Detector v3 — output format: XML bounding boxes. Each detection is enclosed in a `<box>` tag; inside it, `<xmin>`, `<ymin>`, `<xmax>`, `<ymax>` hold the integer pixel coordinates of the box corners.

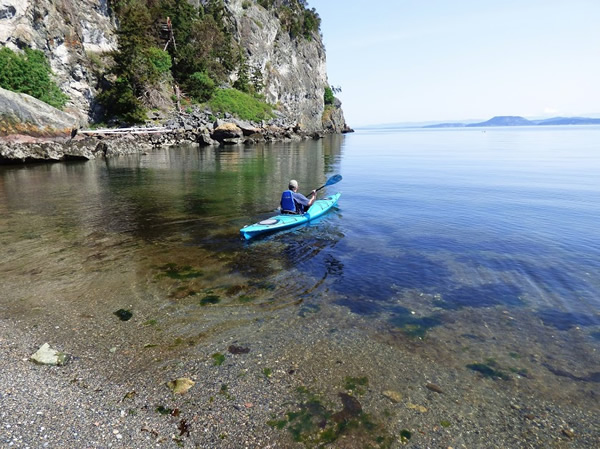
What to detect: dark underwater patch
<box><xmin>388</xmin><ymin>305</ymin><xmax>443</xmax><ymax>337</ymax></box>
<box><xmin>467</xmin><ymin>362</ymin><xmax>510</xmax><ymax>380</ymax></box>
<box><xmin>282</xmin><ymin>237</ymin><xmax>337</xmax><ymax>267</ymax></box>
<box><xmin>158</xmin><ymin>263</ymin><xmax>203</xmax><ymax>280</ymax></box>
<box><xmin>114</xmin><ymin>308</ymin><xmax>133</xmax><ymax>321</ymax></box>
<box><xmin>331</xmin><ymin>250</ymin><xmax>452</xmax><ymax>301</ymax></box>
<box><xmin>439</xmin><ymin>283</ymin><xmax>524</xmax><ymax>310</ymax></box>
<box><xmin>537</xmin><ymin>309</ymin><xmax>599</xmax><ymax>331</ymax></box>
<box><xmin>542</xmin><ymin>363</ymin><xmax>600</xmax><ymax>383</ymax></box>
<box><xmin>228</xmin><ymin>245</ymin><xmax>284</xmax><ymax>278</ymax></box>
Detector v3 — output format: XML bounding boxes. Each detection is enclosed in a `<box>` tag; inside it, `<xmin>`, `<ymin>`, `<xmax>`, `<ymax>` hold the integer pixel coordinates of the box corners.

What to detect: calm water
<box><xmin>1</xmin><ymin>126</ymin><xmax>599</xmax><ymax>387</ymax></box>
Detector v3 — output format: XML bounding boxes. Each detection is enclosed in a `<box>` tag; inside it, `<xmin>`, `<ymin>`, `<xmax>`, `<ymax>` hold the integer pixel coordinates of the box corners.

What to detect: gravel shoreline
<box><xmin>2</xmin><ymin>298</ymin><xmax>599</xmax><ymax>449</ymax></box>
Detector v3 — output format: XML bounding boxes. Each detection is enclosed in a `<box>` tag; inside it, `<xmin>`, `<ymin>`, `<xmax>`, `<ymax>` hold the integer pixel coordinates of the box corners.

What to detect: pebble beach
<box><xmin>2</xmin><ymin>292</ymin><xmax>598</xmax><ymax>448</ymax></box>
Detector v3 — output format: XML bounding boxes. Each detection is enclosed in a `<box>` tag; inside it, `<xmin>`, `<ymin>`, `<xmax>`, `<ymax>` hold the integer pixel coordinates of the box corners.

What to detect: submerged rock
<box><xmin>113</xmin><ymin>309</ymin><xmax>133</xmax><ymax>321</ymax></box>
<box><xmin>167</xmin><ymin>377</ymin><xmax>195</xmax><ymax>394</ymax></box>
<box><xmin>228</xmin><ymin>345</ymin><xmax>250</xmax><ymax>354</ymax></box>
<box><xmin>426</xmin><ymin>382</ymin><xmax>444</xmax><ymax>394</ymax></box>
<box><xmin>383</xmin><ymin>390</ymin><xmax>403</xmax><ymax>403</ymax></box>
<box><xmin>332</xmin><ymin>392</ymin><xmax>362</xmax><ymax>422</ymax></box>
<box><xmin>406</xmin><ymin>402</ymin><xmax>428</xmax><ymax>413</ymax></box>
<box><xmin>30</xmin><ymin>343</ymin><xmax>68</xmax><ymax>366</ymax></box>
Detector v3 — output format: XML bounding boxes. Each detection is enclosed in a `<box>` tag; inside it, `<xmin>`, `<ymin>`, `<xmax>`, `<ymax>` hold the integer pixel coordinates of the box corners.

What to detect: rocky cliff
<box><xmin>226</xmin><ymin>0</ymin><xmax>328</xmax><ymax>132</ymax></box>
<box><xmin>0</xmin><ymin>0</ymin><xmax>349</xmax><ymax>134</ymax></box>
<box><xmin>0</xmin><ymin>0</ymin><xmax>117</xmax><ymax>122</ymax></box>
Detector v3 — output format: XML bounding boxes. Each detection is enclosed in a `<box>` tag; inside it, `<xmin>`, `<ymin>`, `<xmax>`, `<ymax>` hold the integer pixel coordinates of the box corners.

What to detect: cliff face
<box><xmin>226</xmin><ymin>0</ymin><xmax>329</xmax><ymax>132</ymax></box>
<box><xmin>0</xmin><ymin>0</ymin><xmax>348</xmax><ymax>132</ymax></box>
<box><xmin>0</xmin><ymin>0</ymin><xmax>117</xmax><ymax>122</ymax></box>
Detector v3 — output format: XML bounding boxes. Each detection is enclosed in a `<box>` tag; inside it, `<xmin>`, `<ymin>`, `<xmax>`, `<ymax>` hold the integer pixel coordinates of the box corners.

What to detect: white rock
<box><xmin>30</xmin><ymin>343</ymin><xmax>68</xmax><ymax>366</ymax></box>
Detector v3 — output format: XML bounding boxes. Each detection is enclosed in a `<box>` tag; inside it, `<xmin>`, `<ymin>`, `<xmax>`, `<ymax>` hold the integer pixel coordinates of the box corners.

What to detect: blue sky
<box><xmin>308</xmin><ymin>0</ymin><xmax>600</xmax><ymax>127</ymax></box>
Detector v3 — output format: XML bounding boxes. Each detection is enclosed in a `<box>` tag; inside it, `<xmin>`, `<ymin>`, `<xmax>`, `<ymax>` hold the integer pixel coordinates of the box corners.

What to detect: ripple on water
<box><xmin>536</xmin><ymin>309</ymin><xmax>600</xmax><ymax>331</ymax></box>
<box><xmin>438</xmin><ymin>283</ymin><xmax>525</xmax><ymax>310</ymax></box>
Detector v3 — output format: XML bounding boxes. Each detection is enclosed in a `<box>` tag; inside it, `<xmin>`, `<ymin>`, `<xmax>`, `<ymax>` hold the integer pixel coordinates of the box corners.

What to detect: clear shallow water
<box><xmin>329</xmin><ymin>127</ymin><xmax>600</xmax><ymax>330</ymax></box>
<box><xmin>1</xmin><ymin>127</ymin><xmax>599</xmax><ymax>388</ymax></box>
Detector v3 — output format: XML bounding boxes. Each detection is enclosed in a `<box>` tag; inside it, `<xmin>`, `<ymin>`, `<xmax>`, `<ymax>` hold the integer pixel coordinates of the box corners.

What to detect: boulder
<box><xmin>197</xmin><ymin>128</ymin><xmax>219</xmax><ymax>146</ymax></box>
<box><xmin>211</xmin><ymin>122</ymin><xmax>243</xmax><ymax>142</ymax></box>
<box><xmin>232</xmin><ymin>119</ymin><xmax>260</xmax><ymax>136</ymax></box>
<box><xmin>245</xmin><ymin>132</ymin><xmax>266</xmax><ymax>144</ymax></box>
<box><xmin>0</xmin><ymin>87</ymin><xmax>79</xmax><ymax>137</ymax></box>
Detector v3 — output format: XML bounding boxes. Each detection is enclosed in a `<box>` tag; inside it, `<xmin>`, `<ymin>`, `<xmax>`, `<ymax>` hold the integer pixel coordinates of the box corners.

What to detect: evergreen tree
<box><xmin>250</xmin><ymin>66</ymin><xmax>265</xmax><ymax>94</ymax></box>
<box><xmin>233</xmin><ymin>56</ymin><xmax>250</xmax><ymax>93</ymax></box>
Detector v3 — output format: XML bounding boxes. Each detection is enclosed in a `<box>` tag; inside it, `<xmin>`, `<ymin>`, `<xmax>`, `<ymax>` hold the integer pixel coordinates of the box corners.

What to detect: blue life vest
<box><xmin>280</xmin><ymin>190</ymin><xmax>297</xmax><ymax>213</ymax></box>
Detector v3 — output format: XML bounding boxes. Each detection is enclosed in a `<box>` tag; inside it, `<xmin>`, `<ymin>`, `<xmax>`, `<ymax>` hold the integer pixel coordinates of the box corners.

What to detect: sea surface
<box><xmin>1</xmin><ymin>125</ymin><xmax>599</xmax><ymax>444</ymax></box>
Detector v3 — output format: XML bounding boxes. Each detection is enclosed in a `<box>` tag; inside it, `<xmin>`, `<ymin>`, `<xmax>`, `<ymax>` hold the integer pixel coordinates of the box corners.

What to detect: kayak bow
<box><xmin>240</xmin><ymin>193</ymin><xmax>341</xmax><ymax>240</ymax></box>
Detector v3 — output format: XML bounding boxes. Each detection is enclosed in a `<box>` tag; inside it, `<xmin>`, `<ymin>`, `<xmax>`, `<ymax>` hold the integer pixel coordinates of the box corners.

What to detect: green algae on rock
<box><xmin>267</xmin><ymin>384</ymin><xmax>393</xmax><ymax>447</ymax></box>
<box><xmin>211</xmin><ymin>352</ymin><xmax>225</xmax><ymax>366</ymax></box>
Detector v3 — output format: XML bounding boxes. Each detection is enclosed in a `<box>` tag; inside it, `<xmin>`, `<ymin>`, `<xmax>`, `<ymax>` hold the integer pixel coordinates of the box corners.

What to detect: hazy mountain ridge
<box><xmin>424</xmin><ymin>115</ymin><xmax>600</xmax><ymax>128</ymax></box>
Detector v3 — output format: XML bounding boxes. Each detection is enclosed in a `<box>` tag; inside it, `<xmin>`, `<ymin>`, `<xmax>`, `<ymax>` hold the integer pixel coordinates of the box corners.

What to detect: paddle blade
<box><xmin>325</xmin><ymin>174</ymin><xmax>342</xmax><ymax>186</ymax></box>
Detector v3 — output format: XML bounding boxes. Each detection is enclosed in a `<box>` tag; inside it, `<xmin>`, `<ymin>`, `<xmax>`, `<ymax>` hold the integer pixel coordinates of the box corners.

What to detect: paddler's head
<box><xmin>289</xmin><ymin>180</ymin><xmax>298</xmax><ymax>191</ymax></box>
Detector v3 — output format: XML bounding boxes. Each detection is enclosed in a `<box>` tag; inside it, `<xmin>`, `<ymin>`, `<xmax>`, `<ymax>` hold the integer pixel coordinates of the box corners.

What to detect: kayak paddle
<box><xmin>310</xmin><ymin>174</ymin><xmax>342</xmax><ymax>195</ymax></box>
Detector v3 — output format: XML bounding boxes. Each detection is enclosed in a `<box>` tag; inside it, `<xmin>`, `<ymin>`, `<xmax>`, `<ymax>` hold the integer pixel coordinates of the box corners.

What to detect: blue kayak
<box><xmin>240</xmin><ymin>193</ymin><xmax>341</xmax><ymax>240</ymax></box>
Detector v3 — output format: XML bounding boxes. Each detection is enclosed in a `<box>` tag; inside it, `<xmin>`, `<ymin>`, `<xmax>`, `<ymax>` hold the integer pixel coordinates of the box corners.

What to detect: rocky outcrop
<box><xmin>0</xmin><ymin>0</ymin><xmax>352</xmax><ymax>162</ymax></box>
<box><xmin>0</xmin><ymin>105</ymin><xmax>328</xmax><ymax>163</ymax></box>
<box><xmin>0</xmin><ymin>138</ymin><xmax>95</xmax><ymax>163</ymax></box>
<box><xmin>0</xmin><ymin>134</ymin><xmax>152</xmax><ymax>163</ymax></box>
<box><xmin>322</xmin><ymin>98</ymin><xmax>354</xmax><ymax>134</ymax></box>
<box><xmin>0</xmin><ymin>0</ymin><xmax>350</xmax><ymax>132</ymax></box>
<box><xmin>0</xmin><ymin>87</ymin><xmax>79</xmax><ymax>136</ymax></box>
<box><xmin>0</xmin><ymin>0</ymin><xmax>117</xmax><ymax>122</ymax></box>
<box><xmin>226</xmin><ymin>0</ymin><xmax>330</xmax><ymax>132</ymax></box>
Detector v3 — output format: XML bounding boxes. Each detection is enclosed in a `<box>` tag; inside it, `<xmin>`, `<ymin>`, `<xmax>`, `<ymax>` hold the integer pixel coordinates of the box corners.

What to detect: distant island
<box><xmin>424</xmin><ymin>115</ymin><xmax>600</xmax><ymax>128</ymax></box>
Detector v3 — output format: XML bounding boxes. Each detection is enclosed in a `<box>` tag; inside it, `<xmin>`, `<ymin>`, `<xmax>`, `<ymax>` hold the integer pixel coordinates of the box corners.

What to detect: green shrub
<box><xmin>274</xmin><ymin>2</ymin><xmax>321</xmax><ymax>39</ymax></box>
<box><xmin>324</xmin><ymin>86</ymin><xmax>334</xmax><ymax>105</ymax></box>
<box><xmin>186</xmin><ymin>71</ymin><xmax>216</xmax><ymax>102</ymax></box>
<box><xmin>302</xmin><ymin>8</ymin><xmax>321</xmax><ymax>39</ymax></box>
<box><xmin>257</xmin><ymin>0</ymin><xmax>274</xmax><ymax>9</ymax></box>
<box><xmin>208</xmin><ymin>88</ymin><xmax>274</xmax><ymax>122</ymax></box>
<box><xmin>0</xmin><ymin>47</ymin><xmax>68</xmax><ymax>109</ymax></box>
<box><xmin>146</xmin><ymin>47</ymin><xmax>172</xmax><ymax>75</ymax></box>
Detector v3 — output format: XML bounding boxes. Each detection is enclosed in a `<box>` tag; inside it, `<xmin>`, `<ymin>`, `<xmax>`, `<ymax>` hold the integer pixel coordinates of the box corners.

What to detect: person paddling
<box><xmin>280</xmin><ymin>179</ymin><xmax>316</xmax><ymax>214</ymax></box>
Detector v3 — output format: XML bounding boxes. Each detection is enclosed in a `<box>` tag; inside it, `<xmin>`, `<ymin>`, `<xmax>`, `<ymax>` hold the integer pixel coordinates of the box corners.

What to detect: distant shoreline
<box><xmin>357</xmin><ymin>115</ymin><xmax>600</xmax><ymax>130</ymax></box>
<box><xmin>424</xmin><ymin>115</ymin><xmax>600</xmax><ymax>128</ymax></box>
